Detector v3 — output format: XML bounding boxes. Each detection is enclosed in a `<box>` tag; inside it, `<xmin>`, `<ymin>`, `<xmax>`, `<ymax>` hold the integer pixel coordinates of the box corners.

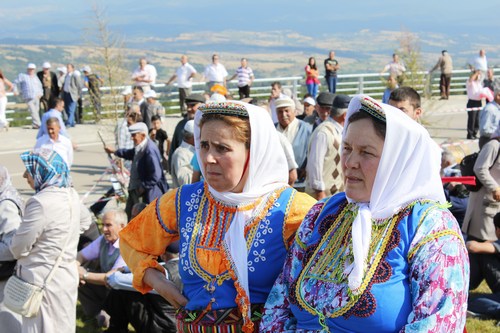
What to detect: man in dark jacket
<box><xmin>105</xmin><ymin>122</ymin><xmax>168</xmax><ymax>219</ymax></box>
<box><xmin>37</xmin><ymin>62</ymin><xmax>60</xmax><ymax>112</ymax></box>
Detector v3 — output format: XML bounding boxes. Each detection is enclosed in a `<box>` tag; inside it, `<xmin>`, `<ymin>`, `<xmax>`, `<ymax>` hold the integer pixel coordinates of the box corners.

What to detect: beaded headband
<box><xmin>199</xmin><ymin>102</ymin><xmax>249</xmax><ymax>118</ymax></box>
<box><xmin>359</xmin><ymin>97</ymin><xmax>386</xmax><ymax>122</ymax></box>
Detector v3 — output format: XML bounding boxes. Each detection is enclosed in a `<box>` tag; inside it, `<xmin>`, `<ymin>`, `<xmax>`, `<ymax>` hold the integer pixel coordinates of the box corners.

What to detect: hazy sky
<box><xmin>1</xmin><ymin>0</ymin><xmax>499</xmax><ymax>42</ymax></box>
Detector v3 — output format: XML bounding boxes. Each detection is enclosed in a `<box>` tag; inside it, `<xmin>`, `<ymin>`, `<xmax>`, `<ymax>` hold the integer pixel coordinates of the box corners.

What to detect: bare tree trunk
<box><xmin>83</xmin><ymin>2</ymin><xmax>128</xmax><ymax>122</ymax></box>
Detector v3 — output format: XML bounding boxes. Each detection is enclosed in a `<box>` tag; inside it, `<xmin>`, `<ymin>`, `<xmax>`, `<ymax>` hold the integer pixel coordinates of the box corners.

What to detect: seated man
<box><xmin>103</xmin><ymin>245</ymin><xmax>181</xmax><ymax>333</ymax></box>
<box><xmin>76</xmin><ymin>208</ymin><xmax>128</xmax><ymax>328</ymax></box>
<box><xmin>97</xmin><ymin>202</ymin><xmax>179</xmax><ymax>333</ymax></box>
<box><xmin>467</xmin><ymin>212</ymin><xmax>500</xmax><ymax>320</ymax></box>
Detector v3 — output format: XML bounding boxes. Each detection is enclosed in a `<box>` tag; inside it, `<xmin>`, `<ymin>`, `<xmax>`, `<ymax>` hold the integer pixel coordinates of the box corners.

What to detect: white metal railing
<box><xmin>5</xmin><ymin>68</ymin><xmax>498</xmax><ymax>125</ymax></box>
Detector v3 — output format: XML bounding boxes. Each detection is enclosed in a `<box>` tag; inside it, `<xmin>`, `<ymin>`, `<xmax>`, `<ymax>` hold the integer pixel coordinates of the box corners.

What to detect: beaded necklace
<box><xmin>188</xmin><ymin>183</ymin><xmax>287</xmax><ymax>291</ymax></box>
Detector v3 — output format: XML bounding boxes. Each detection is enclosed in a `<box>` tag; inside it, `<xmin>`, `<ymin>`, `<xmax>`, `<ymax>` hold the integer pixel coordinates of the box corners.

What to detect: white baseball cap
<box><xmin>144</xmin><ymin>90</ymin><xmax>157</xmax><ymax>99</ymax></box>
<box><xmin>121</xmin><ymin>86</ymin><xmax>132</xmax><ymax>96</ymax></box>
<box><xmin>42</xmin><ymin>62</ymin><xmax>51</xmax><ymax>69</ymax></box>
<box><xmin>27</xmin><ymin>63</ymin><xmax>36</xmax><ymax>69</ymax></box>
<box><xmin>303</xmin><ymin>97</ymin><xmax>316</xmax><ymax>106</ymax></box>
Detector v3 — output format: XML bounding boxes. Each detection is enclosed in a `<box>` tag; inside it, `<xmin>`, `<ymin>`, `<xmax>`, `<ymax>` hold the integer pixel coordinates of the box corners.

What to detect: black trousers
<box><xmin>238</xmin><ymin>85</ymin><xmax>250</xmax><ymax>99</ymax></box>
<box><xmin>466</xmin><ymin>99</ymin><xmax>482</xmax><ymax>139</ymax></box>
<box><xmin>104</xmin><ymin>290</ymin><xmax>177</xmax><ymax>333</ymax></box>
<box><xmin>469</xmin><ymin>251</ymin><xmax>500</xmax><ymax>293</ymax></box>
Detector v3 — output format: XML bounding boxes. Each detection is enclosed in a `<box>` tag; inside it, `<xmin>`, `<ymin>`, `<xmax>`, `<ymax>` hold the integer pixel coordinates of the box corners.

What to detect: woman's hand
<box><xmin>144</xmin><ymin>268</ymin><xmax>188</xmax><ymax>308</ymax></box>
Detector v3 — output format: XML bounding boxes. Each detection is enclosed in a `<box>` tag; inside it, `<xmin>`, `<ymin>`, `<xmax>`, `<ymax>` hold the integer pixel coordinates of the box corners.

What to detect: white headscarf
<box><xmin>193</xmin><ymin>101</ymin><xmax>288</xmax><ymax>319</ymax></box>
<box><xmin>0</xmin><ymin>165</ymin><xmax>24</xmax><ymax>213</ymax></box>
<box><xmin>343</xmin><ymin>95</ymin><xmax>446</xmax><ymax>292</ymax></box>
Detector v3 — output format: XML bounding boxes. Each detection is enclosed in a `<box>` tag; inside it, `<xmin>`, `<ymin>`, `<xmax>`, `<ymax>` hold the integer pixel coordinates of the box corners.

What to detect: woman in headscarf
<box><xmin>9</xmin><ymin>150</ymin><xmax>89</xmax><ymax>333</ymax></box>
<box><xmin>120</xmin><ymin>101</ymin><xmax>316</xmax><ymax>332</ymax></box>
<box><xmin>0</xmin><ymin>166</ymin><xmax>23</xmax><ymax>332</ymax></box>
<box><xmin>260</xmin><ymin>95</ymin><xmax>469</xmax><ymax>332</ymax></box>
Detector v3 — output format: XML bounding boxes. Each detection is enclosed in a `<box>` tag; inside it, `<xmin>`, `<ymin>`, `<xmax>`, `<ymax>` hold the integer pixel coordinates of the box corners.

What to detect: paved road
<box><xmin>0</xmin><ymin>95</ymin><xmax>477</xmax><ymax>206</ymax></box>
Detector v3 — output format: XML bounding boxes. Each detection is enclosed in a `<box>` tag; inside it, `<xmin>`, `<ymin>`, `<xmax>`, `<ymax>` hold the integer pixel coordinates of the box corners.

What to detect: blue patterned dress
<box><xmin>260</xmin><ymin>193</ymin><xmax>469</xmax><ymax>333</ymax></box>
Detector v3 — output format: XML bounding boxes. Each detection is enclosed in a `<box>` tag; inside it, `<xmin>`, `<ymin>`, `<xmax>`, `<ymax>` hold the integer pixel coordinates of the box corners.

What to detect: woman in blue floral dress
<box><xmin>260</xmin><ymin>95</ymin><xmax>469</xmax><ymax>332</ymax></box>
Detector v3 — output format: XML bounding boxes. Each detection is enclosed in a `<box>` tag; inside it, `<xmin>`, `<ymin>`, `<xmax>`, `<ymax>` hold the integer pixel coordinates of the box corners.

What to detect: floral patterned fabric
<box><xmin>260</xmin><ymin>193</ymin><xmax>469</xmax><ymax>333</ymax></box>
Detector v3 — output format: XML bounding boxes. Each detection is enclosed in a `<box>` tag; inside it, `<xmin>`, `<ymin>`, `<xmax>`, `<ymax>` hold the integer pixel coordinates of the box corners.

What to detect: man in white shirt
<box><xmin>380</xmin><ymin>53</ymin><xmax>406</xmax><ymax>85</ymax></box>
<box><xmin>306</xmin><ymin>94</ymin><xmax>351</xmax><ymax>200</ymax></box>
<box><xmin>166</xmin><ymin>55</ymin><xmax>197</xmax><ymax>114</ymax></box>
<box><xmin>228</xmin><ymin>58</ymin><xmax>254</xmax><ymax>99</ymax></box>
<box><xmin>132</xmin><ymin>58</ymin><xmax>156</xmax><ymax>91</ymax></box>
<box><xmin>468</xmin><ymin>49</ymin><xmax>488</xmax><ymax>79</ymax></box>
<box><xmin>34</xmin><ymin>117</ymin><xmax>73</xmax><ymax>167</ymax></box>
<box><xmin>203</xmin><ymin>53</ymin><xmax>228</xmax><ymax>92</ymax></box>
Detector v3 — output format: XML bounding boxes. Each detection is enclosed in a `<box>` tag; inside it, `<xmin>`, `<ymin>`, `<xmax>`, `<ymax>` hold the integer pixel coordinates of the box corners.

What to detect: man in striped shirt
<box><xmin>228</xmin><ymin>58</ymin><xmax>254</xmax><ymax>99</ymax></box>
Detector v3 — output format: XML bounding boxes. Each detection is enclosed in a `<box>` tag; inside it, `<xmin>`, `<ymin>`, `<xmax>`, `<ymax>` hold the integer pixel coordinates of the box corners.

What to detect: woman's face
<box><xmin>199</xmin><ymin>120</ymin><xmax>249</xmax><ymax>193</ymax></box>
<box><xmin>23</xmin><ymin>170</ymin><xmax>35</xmax><ymax>190</ymax></box>
<box><xmin>309</xmin><ymin>58</ymin><xmax>315</xmax><ymax>66</ymax></box>
<box><xmin>341</xmin><ymin>118</ymin><xmax>384</xmax><ymax>202</ymax></box>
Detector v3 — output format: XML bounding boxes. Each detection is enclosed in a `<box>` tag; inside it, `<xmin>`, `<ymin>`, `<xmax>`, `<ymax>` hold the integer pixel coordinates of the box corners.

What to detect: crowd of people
<box><xmin>0</xmin><ymin>47</ymin><xmax>499</xmax><ymax>332</ymax></box>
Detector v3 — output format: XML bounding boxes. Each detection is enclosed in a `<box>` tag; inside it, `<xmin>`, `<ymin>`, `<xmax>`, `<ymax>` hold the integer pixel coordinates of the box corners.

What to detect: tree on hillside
<box><xmin>397</xmin><ymin>30</ymin><xmax>429</xmax><ymax>97</ymax></box>
<box><xmin>83</xmin><ymin>3</ymin><xmax>128</xmax><ymax>121</ymax></box>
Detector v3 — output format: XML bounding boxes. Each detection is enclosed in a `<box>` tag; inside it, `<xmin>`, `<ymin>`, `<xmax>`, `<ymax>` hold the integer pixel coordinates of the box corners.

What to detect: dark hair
<box><xmin>494</xmin><ymin>213</ymin><xmax>500</xmax><ymax>229</ymax></box>
<box><xmin>347</xmin><ymin>111</ymin><xmax>386</xmax><ymax>140</ymax></box>
<box><xmin>0</xmin><ymin>70</ymin><xmax>4</xmax><ymax>80</ymax></box>
<box><xmin>308</xmin><ymin>57</ymin><xmax>317</xmax><ymax>70</ymax></box>
<box><xmin>389</xmin><ymin>87</ymin><xmax>421</xmax><ymax>109</ymax></box>
<box><xmin>127</xmin><ymin>111</ymin><xmax>143</xmax><ymax>123</ymax></box>
<box><xmin>49</xmin><ymin>97</ymin><xmax>64</xmax><ymax>109</ymax></box>
<box><xmin>151</xmin><ymin>114</ymin><xmax>162</xmax><ymax>122</ymax></box>
<box><xmin>131</xmin><ymin>202</ymin><xmax>148</xmax><ymax>219</ymax></box>
<box><xmin>200</xmin><ymin>114</ymin><xmax>251</xmax><ymax>149</ymax></box>
<box><xmin>271</xmin><ymin>81</ymin><xmax>281</xmax><ymax>89</ymax></box>
<box><xmin>133</xmin><ymin>86</ymin><xmax>144</xmax><ymax>93</ymax></box>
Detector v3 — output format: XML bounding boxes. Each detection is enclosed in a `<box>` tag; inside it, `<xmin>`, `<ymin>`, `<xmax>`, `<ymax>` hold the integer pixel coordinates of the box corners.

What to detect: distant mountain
<box><xmin>1</xmin><ymin>29</ymin><xmax>498</xmax><ymax>81</ymax></box>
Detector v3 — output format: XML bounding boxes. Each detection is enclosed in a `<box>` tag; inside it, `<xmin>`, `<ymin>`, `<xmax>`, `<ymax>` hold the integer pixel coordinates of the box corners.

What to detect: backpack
<box><xmin>460</xmin><ymin>140</ymin><xmax>500</xmax><ymax>192</ymax></box>
<box><xmin>459</xmin><ymin>153</ymin><xmax>482</xmax><ymax>192</ymax></box>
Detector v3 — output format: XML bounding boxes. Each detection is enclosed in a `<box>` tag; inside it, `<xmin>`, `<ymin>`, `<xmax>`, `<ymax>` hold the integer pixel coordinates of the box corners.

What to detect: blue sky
<box><xmin>1</xmin><ymin>0</ymin><xmax>499</xmax><ymax>42</ymax></box>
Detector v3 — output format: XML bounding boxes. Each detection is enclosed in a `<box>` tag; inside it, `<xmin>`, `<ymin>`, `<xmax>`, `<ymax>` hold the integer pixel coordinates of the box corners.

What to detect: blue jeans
<box><xmin>326</xmin><ymin>76</ymin><xmax>337</xmax><ymax>93</ymax></box>
<box><xmin>468</xmin><ymin>293</ymin><xmax>500</xmax><ymax>319</ymax></box>
<box><xmin>64</xmin><ymin>92</ymin><xmax>77</xmax><ymax>127</ymax></box>
<box><xmin>306</xmin><ymin>83</ymin><xmax>318</xmax><ymax>97</ymax></box>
